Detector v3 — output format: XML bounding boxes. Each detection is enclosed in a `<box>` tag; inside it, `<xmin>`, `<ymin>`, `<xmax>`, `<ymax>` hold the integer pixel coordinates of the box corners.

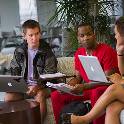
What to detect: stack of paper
<box><xmin>46</xmin><ymin>82</ymin><xmax>82</xmax><ymax>96</ymax></box>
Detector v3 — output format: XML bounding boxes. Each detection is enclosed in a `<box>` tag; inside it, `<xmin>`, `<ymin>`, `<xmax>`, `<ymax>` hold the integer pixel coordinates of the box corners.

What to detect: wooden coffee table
<box><xmin>0</xmin><ymin>99</ymin><xmax>41</xmax><ymax>124</ymax></box>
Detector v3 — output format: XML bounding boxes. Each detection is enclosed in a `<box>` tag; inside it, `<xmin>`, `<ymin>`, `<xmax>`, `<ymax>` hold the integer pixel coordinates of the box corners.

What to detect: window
<box><xmin>19</xmin><ymin>0</ymin><xmax>38</xmax><ymax>24</ymax></box>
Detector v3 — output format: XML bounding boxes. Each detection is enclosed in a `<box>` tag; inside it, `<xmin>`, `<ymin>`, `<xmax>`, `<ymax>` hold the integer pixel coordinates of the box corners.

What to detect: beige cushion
<box><xmin>57</xmin><ymin>57</ymin><xmax>75</xmax><ymax>78</ymax></box>
<box><xmin>0</xmin><ymin>53</ymin><xmax>13</xmax><ymax>69</ymax></box>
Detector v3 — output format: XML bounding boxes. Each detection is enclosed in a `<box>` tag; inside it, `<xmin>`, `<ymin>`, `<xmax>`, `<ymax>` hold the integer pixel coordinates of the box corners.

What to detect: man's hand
<box><xmin>27</xmin><ymin>85</ymin><xmax>41</xmax><ymax>96</ymax></box>
<box><xmin>71</xmin><ymin>84</ymin><xmax>85</xmax><ymax>94</ymax></box>
<box><xmin>67</xmin><ymin>77</ymin><xmax>81</xmax><ymax>86</ymax></box>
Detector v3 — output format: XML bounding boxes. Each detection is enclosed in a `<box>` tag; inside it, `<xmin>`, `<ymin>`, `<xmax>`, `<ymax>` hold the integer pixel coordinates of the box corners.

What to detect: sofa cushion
<box><xmin>57</xmin><ymin>57</ymin><xmax>75</xmax><ymax>82</ymax></box>
<box><xmin>57</xmin><ymin>57</ymin><xmax>75</xmax><ymax>77</ymax></box>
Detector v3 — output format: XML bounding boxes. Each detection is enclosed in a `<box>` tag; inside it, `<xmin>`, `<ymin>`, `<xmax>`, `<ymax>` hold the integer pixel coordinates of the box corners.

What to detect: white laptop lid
<box><xmin>0</xmin><ymin>75</ymin><xmax>28</xmax><ymax>93</ymax></box>
<box><xmin>78</xmin><ymin>55</ymin><xmax>108</xmax><ymax>82</ymax></box>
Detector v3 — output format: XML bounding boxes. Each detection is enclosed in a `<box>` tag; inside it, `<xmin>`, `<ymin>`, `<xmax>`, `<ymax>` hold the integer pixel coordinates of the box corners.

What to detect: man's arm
<box><xmin>69</xmin><ymin>69</ymin><xmax>114</xmax><ymax>94</ymax></box>
<box><xmin>43</xmin><ymin>50</ymin><xmax>57</xmax><ymax>74</ymax></box>
<box><xmin>71</xmin><ymin>82</ymin><xmax>112</xmax><ymax>94</ymax></box>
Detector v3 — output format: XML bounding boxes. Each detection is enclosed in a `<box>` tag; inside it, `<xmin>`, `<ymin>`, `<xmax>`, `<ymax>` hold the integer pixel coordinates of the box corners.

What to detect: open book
<box><xmin>46</xmin><ymin>82</ymin><xmax>83</xmax><ymax>96</ymax></box>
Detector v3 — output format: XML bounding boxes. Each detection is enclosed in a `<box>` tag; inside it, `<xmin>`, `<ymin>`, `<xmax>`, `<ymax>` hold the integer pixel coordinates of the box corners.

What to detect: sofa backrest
<box><xmin>0</xmin><ymin>54</ymin><xmax>76</xmax><ymax>82</ymax></box>
<box><xmin>57</xmin><ymin>57</ymin><xmax>75</xmax><ymax>79</ymax></box>
<box><xmin>0</xmin><ymin>53</ymin><xmax>13</xmax><ymax>69</ymax></box>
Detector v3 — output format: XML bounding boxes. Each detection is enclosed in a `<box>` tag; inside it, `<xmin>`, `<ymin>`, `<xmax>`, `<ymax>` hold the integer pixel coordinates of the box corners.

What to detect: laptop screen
<box><xmin>0</xmin><ymin>75</ymin><xmax>28</xmax><ymax>93</ymax></box>
<box><xmin>78</xmin><ymin>55</ymin><xmax>108</xmax><ymax>82</ymax></box>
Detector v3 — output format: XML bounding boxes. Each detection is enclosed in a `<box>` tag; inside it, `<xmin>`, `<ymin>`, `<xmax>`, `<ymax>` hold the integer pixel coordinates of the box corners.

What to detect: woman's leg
<box><xmin>4</xmin><ymin>92</ymin><xmax>24</xmax><ymax>101</ymax></box>
<box><xmin>105</xmin><ymin>101</ymin><xmax>124</xmax><ymax>124</ymax></box>
<box><xmin>71</xmin><ymin>84</ymin><xmax>124</xmax><ymax>124</ymax></box>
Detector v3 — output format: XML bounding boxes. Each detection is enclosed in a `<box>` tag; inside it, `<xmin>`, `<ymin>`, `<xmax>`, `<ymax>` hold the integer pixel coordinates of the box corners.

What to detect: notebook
<box><xmin>0</xmin><ymin>75</ymin><xmax>28</xmax><ymax>93</ymax></box>
<box><xmin>78</xmin><ymin>55</ymin><xmax>109</xmax><ymax>83</ymax></box>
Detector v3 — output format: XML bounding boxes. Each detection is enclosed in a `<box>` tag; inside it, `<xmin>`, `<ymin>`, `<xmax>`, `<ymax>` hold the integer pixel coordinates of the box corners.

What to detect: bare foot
<box><xmin>71</xmin><ymin>115</ymin><xmax>88</xmax><ymax>124</ymax></box>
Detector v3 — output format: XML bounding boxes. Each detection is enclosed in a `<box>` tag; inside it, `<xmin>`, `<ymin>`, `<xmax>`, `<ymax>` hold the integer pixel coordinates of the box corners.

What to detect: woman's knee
<box><xmin>35</xmin><ymin>88</ymin><xmax>50</xmax><ymax>102</ymax></box>
<box><xmin>106</xmin><ymin>102</ymin><xmax>124</xmax><ymax>115</ymax></box>
<box><xmin>36</xmin><ymin>89</ymin><xmax>49</xmax><ymax>98</ymax></box>
<box><xmin>4</xmin><ymin>92</ymin><xmax>24</xmax><ymax>102</ymax></box>
<box><xmin>105</xmin><ymin>84</ymin><xmax>117</xmax><ymax>95</ymax></box>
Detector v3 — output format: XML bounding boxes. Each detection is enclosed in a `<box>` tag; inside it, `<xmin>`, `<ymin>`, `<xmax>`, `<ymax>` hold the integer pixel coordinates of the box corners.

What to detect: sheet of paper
<box><xmin>46</xmin><ymin>82</ymin><xmax>82</xmax><ymax>96</ymax></box>
<box><xmin>40</xmin><ymin>72</ymin><xmax>66</xmax><ymax>79</ymax></box>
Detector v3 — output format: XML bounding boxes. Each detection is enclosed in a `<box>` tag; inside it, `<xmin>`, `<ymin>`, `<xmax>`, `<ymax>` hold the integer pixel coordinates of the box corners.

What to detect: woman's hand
<box><xmin>108</xmin><ymin>73</ymin><xmax>122</xmax><ymax>84</ymax></box>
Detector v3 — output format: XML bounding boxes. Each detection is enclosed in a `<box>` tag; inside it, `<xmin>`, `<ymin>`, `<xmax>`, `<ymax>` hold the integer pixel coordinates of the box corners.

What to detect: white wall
<box><xmin>19</xmin><ymin>0</ymin><xmax>38</xmax><ymax>25</ymax></box>
<box><xmin>0</xmin><ymin>0</ymin><xmax>57</xmax><ymax>32</ymax></box>
<box><xmin>0</xmin><ymin>0</ymin><xmax>20</xmax><ymax>32</ymax></box>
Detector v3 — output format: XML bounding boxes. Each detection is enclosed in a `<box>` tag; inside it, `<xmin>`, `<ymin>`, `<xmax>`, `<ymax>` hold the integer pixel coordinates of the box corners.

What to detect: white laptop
<box><xmin>0</xmin><ymin>75</ymin><xmax>28</xmax><ymax>93</ymax></box>
<box><xmin>78</xmin><ymin>55</ymin><xmax>109</xmax><ymax>83</ymax></box>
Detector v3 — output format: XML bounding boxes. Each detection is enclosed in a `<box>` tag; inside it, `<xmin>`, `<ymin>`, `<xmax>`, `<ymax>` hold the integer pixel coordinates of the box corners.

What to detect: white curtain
<box><xmin>19</xmin><ymin>0</ymin><xmax>38</xmax><ymax>24</ymax></box>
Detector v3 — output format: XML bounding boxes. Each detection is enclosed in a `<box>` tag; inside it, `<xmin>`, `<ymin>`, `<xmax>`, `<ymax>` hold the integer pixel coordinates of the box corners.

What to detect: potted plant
<box><xmin>48</xmin><ymin>0</ymin><xmax>120</xmax><ymax>55</ymax></box>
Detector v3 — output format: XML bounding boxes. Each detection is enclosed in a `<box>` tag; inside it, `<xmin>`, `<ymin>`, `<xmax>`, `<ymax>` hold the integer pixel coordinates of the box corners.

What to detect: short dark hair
<box><xmin>22</xmin><ymin>19</ymin><xmax>41</xmax><ymax>34</ymax></box>
<box><xmin>115</xmin><ymin>16</ymin><xmax>124</xmax><ymax>35</ymax></box>
<box><xmin>76</xmin><ymin>23</ymin><xmax>94</xmax><ymax>34</ymax></box>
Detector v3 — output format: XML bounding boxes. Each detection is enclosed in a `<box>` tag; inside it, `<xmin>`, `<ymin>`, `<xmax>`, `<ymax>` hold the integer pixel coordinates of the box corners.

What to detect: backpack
<box><xmin>59</xmin><ymin>101</ymin><xmax>91</xmax><ymax>124</ymax></box>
